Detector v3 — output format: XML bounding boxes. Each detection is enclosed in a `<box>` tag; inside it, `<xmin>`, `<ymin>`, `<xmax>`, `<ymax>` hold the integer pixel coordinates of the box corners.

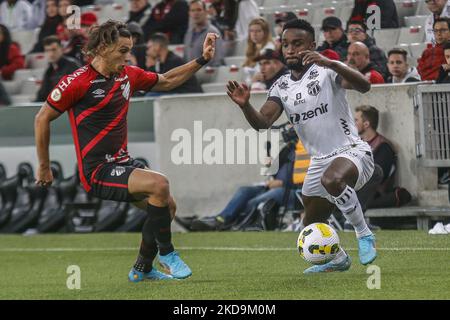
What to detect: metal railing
<box><xmin>416</xmin><ymin>84</ymin><xmax>450</xmax><ymax>167</ymax></box>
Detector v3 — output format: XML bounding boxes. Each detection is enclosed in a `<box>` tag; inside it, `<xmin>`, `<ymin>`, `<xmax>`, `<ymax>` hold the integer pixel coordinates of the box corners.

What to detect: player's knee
<box><xmin>146</xmin><ymin>175</ymin><xmax>170</xmax><ymax>201</ymax></box>
<box><xmin>156</xmin><ymin>177</ymin><xmax>170</xmax><ymax>200</ymax></box>
<box><xmin>321</xmin><ymin>173</ymin><xmax>346</xmax><ymax>196</ymax></box>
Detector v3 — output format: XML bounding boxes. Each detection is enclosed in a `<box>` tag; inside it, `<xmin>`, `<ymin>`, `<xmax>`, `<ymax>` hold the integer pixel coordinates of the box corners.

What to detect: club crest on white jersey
<box><xmin>268</xmin><ymin>64</ymin><xmax>362</xmax><ymax>157</ymax></box>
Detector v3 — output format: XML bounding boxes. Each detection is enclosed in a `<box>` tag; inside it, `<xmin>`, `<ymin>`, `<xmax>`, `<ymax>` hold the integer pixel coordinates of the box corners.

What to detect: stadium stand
<box><xmin>3</xmin><ymin>0</ymin><xmax>450</xmax><ymax>233</ymax></box>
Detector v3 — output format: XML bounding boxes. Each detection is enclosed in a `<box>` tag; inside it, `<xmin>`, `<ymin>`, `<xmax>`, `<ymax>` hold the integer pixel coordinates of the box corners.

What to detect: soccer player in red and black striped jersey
<box><xmin>34</xmin><ymin>20</ymin><xmax>218</xmax><ymax>281</ymax></box>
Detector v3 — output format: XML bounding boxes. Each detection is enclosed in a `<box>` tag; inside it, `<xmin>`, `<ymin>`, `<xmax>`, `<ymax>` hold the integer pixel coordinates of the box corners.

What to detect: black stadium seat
<box><xmin>94</xmin><ymin>200</ymin><xmax>129</xmax><ymax>232</ymax></box>
<box><xmin>36</xmin><ymin>162</ymin><xmax>79</xmax><ymax>233</ymax></box>
<box><xmin>0</xmin><ymin>163</ymin><xmax>48</xmax><ymax>233</ymax></box>
<box><xmin>0</xmin><ymin>165</ymin><xmax>19</xmax><ymax>228</ymax></box>
<box><xmin>115</xmin><ymin>205</ymin><xmax>147</xmax><ymax>232</ymax></box>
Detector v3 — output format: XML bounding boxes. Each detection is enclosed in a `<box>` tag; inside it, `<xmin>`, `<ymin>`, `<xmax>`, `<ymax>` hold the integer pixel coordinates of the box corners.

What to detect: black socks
<box><xmin>146</xmin><ymin>203</ymin><xmax>174</xmax><ymax>256</ymax></box>
<box><xmin>133</xmin><ymin>203</ymin><xmax>174</xmax><ymax>273</ymax></box>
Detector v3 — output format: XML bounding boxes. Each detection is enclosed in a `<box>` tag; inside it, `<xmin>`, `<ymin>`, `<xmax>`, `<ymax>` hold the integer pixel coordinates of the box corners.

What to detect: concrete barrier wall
<box><xmin>0</xmin><ymin>84</ymin><xmax>440</xmax><ymax>215</ymax></box>
<box><xmin>155</xmin><ymin>84</ymin><xmax>438</xmax><ymax>216</ymax></box>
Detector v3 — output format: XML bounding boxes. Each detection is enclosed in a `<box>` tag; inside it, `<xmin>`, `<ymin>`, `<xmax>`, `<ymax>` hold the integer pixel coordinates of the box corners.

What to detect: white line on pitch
<box><xmin>0</xmin><ymin>247</ymin><xmax>449</xmax><ymax>252</ymax></box>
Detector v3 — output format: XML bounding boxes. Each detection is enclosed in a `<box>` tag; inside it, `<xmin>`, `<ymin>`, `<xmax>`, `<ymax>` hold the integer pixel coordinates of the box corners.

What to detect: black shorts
<box><xmin>89</xmin><ymin>158</ymin><xmax>147</xmax><ymax>202</ymax></box>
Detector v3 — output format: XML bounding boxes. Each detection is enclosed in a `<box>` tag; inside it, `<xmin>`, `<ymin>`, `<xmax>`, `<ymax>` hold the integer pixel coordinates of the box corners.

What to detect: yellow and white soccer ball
<box><xmin>297</xmin><ymin>223</ymin><xmax>341</xmax><ymax>265</ymax></box>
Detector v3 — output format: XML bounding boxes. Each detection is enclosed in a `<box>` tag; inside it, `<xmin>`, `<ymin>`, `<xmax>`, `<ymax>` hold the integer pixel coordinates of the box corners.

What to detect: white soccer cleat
<box><xmin>428</xmin><ymin>222</ymin><xmax>448</xmax><ymax>235</ymax></box>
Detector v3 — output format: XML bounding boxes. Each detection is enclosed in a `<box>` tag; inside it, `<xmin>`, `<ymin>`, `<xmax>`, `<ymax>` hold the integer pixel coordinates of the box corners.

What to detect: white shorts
<box><xmin>301</xmin><ymin>143</ymin><xmax>375</xmax><ymax>203</ymax></box>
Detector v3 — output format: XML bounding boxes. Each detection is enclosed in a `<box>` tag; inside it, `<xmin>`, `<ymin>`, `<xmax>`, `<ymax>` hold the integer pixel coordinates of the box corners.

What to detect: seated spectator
<box><xmin>250</xmin><ymin>49</ymin><xmax>288</xmax><ymax>91</ymax></box>
<box><xmin>346</xmin><ymin>41</ymin><xmax>385</xmax><ymax>84</ymax></box>
<box><xmin>0</xmin><ymin>0</ymin><xmax>33</xmax><ymax>31</ymax></box>
<box><xmin>0</xmin><ymin>24</ymin><xmax>25</xmax><ymax>80</ymax></box>
<box><xmin>316</xmin><ymin>16</ymin><xmax>348</xmax><ymax>61</ymax></box>
<box><xmin>425</xmin><ymin>0</ymin><xmax>450</xmax><ymax>43</ymax></box>
<box><xmin>143</xmin><ymin>0</ymin><xmax>189</xmax><ymax>44</ymax></box>
<box><xmin>273</xmin><ymin>11</ymin><xmax>297</xmax><ymax>51</ymax></box>
<box><xmin>30</xmin><ymin>0</ymin><xmax>63</xmax><ymax>53</ymax></box>
<box><xmin>29</xmin><ymin>0</ymin><xmax>47</xmax><ymax>30</ymax></box>
<box><xmin>56</xmin><ymin>0</ymin><xmax>74</xmax><ymax>45</ymax></box>
<box><xmin>418</xmin><ymin>17</ymin><xmax>450</xmax><ymax>80</ymax></box>
<box><xmin>63</xmin><ymin>12</ymin><xmax>98</xmax><ymax>64</ymax></box>
<box><xmin>127</xmin><ymin>22</ymin><xmax>147</xmax><ymax>69</ymax></box>
<box><xmin>242</xmin><ymin>17</ymin><xmax>275</xmax><ymax>85</ymax></box>
<box><xmin>183</xmin><ymin>0</ymin><xmax>224</xmax><ymax>67</ymax></box>
<box><xmin>127</xmin><ymin>0</ymin><xmax>152</xmax><ymax>26</ymax></box>
<box><xmin>437</xmin><ymin>40</ymin><xmax>450</xmax><ymax>82</ymax></box>
<box><xmin>348</xmin><ymin>0</ymin><xmax>399</xmax><ymax>29</ymax></box>
<box><xmin>386</xmin><ymin>48</ymin><xmax>421</xmax><ymax>83</ymax></box>
<box><xmin>35</xmin><ymin>36</ymin><xmax>81</xmax><ymax>102</ymax></box>
<box><xmin>234</xmin><ymin>0</ymin><xmax>260</xmax><ymax>42</ymax></box>
<box><xmin>346</xmin><ymin>20</ymin><xmax>388</xmax><ymax>79</ymax></box>
<box><xmin>354</xmin><ymin>105</ymin><xmax>411</xmax><ymax>209</ymax></box>
<box><xmin>190</xmin><ymin>135</ymin><xmax>306</xmax><ymax>231</ymax></box>
<box><xmin>208</xmin><ymin>0</ymin><xmax>258</xmax><ymax>41</ymax></box>
<box><xmin>144</xmin><ymin>33</ymin><xmax>202</xmax><ymax>94</ymax></box>
<box><xmin>207</xmin><ymin>0</ymin><xmax>231</xmax><ymax>39</ymax></box>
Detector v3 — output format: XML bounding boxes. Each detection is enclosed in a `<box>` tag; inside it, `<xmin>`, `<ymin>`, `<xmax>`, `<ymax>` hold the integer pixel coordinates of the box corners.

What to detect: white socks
<box><xmin>333</xmin><ymin>185</ymin><xmax>372</xmax><ymax>238</ymax></box>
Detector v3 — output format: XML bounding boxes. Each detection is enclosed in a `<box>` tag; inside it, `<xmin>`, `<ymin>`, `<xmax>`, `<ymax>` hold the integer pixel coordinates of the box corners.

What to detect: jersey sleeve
<box><xmin>324</xmin><ymin>66</ymin><xmax>342</xmax><ymax>91</ymax></box>
<box><xmin>127</xmin><ymin>65</ymin><xmax>159</xmax><ymax>92</ymax></box>
<box><xmin>46</xmin><ymin>75</ymin><xmax>81</xmax><ymax>113</ymax></box>
<box><xmin>266</xmin><ymin>79</ymin><xmax>283</xmax><ymax>109</ymax></box>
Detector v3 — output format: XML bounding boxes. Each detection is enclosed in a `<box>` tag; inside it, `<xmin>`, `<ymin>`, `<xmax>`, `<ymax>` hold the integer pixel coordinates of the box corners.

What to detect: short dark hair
<box><xmin>43</xmin><ymin>35</ymin><xmax>61</xmax><ymax>47</ymax></box>
<box><xmin>387</xmin><ymin>48</ymin><xmax>408</xmax><ymax>61</ymax></box>
<box><xmin>148</xmin><ymin>32</ymin><xmax>169</xmax><ymax>47</ymax></box>
<box><xmin>443</xmin><ymin>41</ymin><xmax>450</xmax><ymax>50</ymax></box>
<box><xmin>282</xmin><ymin>18</ymin><xmax>315</xmax><ymax>41</ymax></box>
<box><xmin>355</xmin><ymin>105</ymin><xmax>379</xmax><ymax>130</ymax></box>
<box><xmin>189</xmin><ymin>0</ymin><xmax>206</xmax><ymax>10</ymax></box>
<box><xmin>347</xmin><ymin>20</ymin><xmax>367</xmax><ymax>32</ymax></box>
<box><xmin>433</xmin><ymin>17</ymin><xmax>450</xmax><ymax>29</ymax></box>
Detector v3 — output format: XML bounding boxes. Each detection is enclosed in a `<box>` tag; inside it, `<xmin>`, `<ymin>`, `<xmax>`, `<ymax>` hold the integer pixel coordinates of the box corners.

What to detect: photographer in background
<box><xmin>189</xmin><ymin>124</ymin><xmax>306</xmax><ymax>231</ymax></box>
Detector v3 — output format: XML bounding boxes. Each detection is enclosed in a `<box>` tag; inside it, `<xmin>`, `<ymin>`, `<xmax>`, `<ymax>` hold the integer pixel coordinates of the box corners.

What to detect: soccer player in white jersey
<box><xmin>226</xmin><ymin>19</ymin><xmax>376</xmax><ymax>273</ymax></box>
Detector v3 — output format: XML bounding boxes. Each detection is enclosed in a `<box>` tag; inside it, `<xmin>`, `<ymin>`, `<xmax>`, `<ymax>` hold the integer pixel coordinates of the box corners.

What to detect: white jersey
<box><xmin>268</xmin><ymin>64</ymin><xmax>363</xmax><ymax>157</ymax></box>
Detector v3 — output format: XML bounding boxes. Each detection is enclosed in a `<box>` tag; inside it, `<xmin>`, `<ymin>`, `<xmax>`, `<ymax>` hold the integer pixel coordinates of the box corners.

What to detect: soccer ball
<box><xmin>297</xmin><ymin>223</ymin><xmax>341</xmax><ymax>265</ymax></box>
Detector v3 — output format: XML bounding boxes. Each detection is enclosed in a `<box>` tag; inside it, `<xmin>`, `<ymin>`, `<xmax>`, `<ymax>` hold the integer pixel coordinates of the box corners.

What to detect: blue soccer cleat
<box><xmin>158</xmin><ymin>251</ymin><xmax>192</xmax><ymax>279</ymax></box>
<box><xmin>303</xmin><ymin>253</ymin><xmax>352</xmax><ymax>274</ymax></box>
<box><xmin>358</xmin><ymin>234</ymin><xmax>377</xmax><ymax>265</ymax></box>
<box><xmin>128</xmin><ymin>267</ymin><xmax>174</xmax><ymax>282</ymax></box>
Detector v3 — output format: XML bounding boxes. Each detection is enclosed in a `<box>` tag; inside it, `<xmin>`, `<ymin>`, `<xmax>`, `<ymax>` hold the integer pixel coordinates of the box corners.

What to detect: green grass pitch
<box><xmin>0</xmin><ymin>231</ymin><xmax>449</xmax><ymax>299</ymax></box>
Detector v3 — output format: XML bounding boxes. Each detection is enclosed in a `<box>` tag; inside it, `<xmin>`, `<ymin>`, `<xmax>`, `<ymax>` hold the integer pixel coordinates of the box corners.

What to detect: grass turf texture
<box><xmin>0</xmin><ymin>231</ymin><xmax>449</xmax><ymax>299</ymax></box>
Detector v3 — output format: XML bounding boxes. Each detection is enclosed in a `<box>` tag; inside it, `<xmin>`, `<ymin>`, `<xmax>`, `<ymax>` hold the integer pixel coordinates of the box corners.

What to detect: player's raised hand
<box><xmin>299</xmin><ymin>50</ymin><xmax>333</xmax><ymax>68</ymax></box>
<box><xmin>36</xmin><ymin>166</ymin><xmax>53</xmax><ymax>188</ymax></box>
<box><xmin>202</xmin><ymin>33</ymin><xmax>219</xmax><ymax>61</ymax></box>
<box><xmin>226</xmin><ymin>81</ymin><xmax>250</xmax><ymax>108</ymax></box>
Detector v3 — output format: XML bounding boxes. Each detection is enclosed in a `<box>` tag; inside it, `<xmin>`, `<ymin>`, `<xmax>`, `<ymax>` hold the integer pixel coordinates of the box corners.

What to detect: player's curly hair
<box><xmin>84</xmin><ymin>20</ymin><xmax>131</xmax><ymax>57</ymax></box>
<box><xmin>282</xmin><ymin>19</ymin><xmax>315</xmax><ymax>41</ymax></box>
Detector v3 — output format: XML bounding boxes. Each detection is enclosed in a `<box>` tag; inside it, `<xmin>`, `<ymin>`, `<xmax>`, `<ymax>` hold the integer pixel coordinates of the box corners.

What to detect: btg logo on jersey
<box><xmin>294</xmin><ymin>92</ymin><xmax>305</xmax><ymax>106</ymax></box>
<box><xmin>289</xmin><ymin>103</ymin><xmax>329</xmax><ymax>124</ymax></box>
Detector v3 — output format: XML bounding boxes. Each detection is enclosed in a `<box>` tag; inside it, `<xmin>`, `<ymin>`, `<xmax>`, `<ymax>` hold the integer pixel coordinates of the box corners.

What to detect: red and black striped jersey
<box><xmin>46</xmin><ymin>64</ymin><xmax>158</xmax><ymax>192</ymax></box>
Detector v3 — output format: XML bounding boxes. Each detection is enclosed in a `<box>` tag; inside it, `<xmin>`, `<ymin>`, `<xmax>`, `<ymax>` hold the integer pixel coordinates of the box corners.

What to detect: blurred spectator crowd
<box><xmin>1</xmin><ymin>0</ymin><xmax>450</xmax><ymax>106</ymax></box>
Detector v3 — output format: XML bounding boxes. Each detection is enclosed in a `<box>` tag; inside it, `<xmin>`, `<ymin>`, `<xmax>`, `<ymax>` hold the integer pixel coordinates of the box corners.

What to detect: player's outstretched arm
<box><xmin>300</xmin><ymin>51</ymin><xmax>371</xmax><ymax>93</ymax></box>
<box><xmin>152</xmin><ymin>33</ymin><xmax>219</xmax><ymax>91</ymax></box>
<box><xmin>226</xmin><ymin>81</ymin><xmax>283</xmax><ymax>130</ymax></box>
<box><xmin>34</xmin><ymin>102</ymin><xmax>62</xmax><ymax>187</ymax></box>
